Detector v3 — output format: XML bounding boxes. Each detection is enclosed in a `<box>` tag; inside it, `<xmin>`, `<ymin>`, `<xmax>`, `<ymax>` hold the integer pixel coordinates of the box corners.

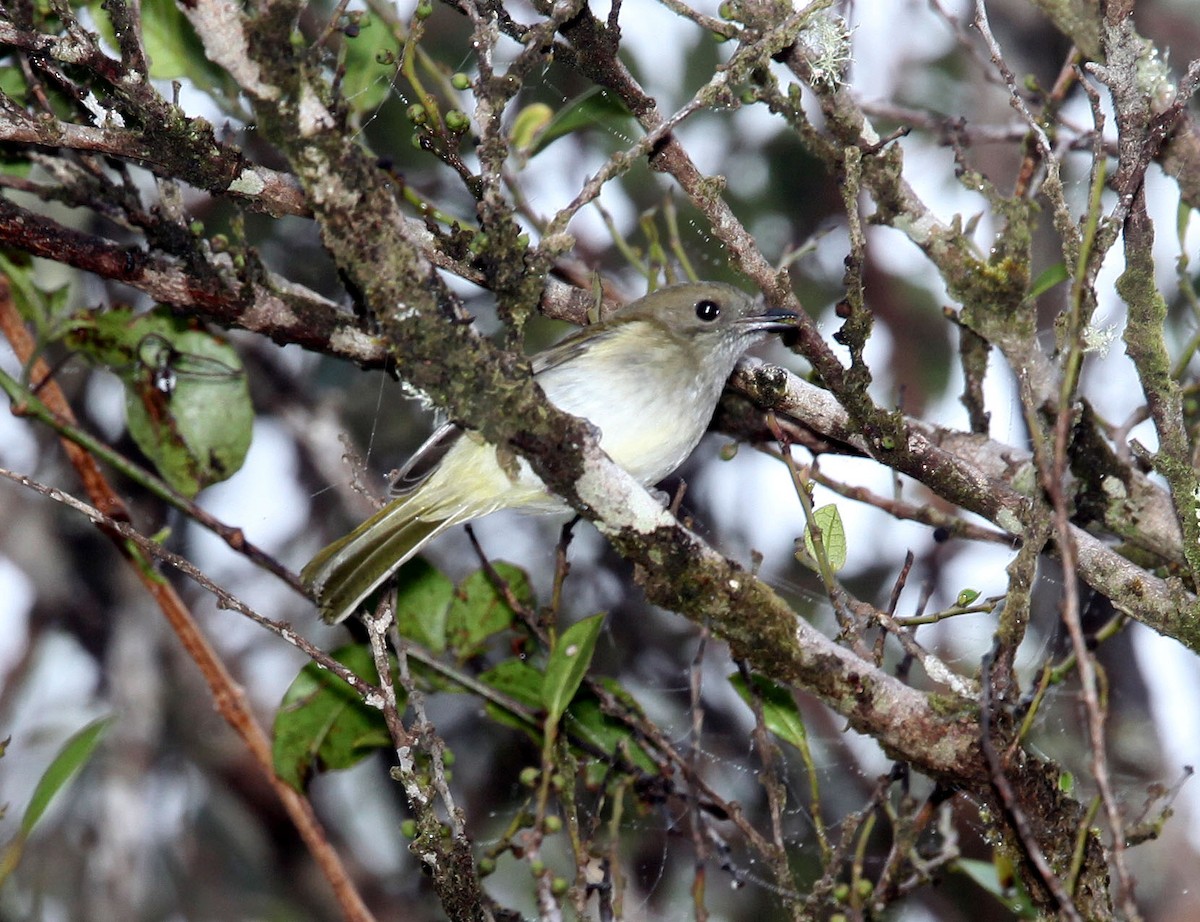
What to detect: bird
<box><xmin>302</xmin><ymin>281</ymin><xmax>797</xmax><ymax>623</ymax></box>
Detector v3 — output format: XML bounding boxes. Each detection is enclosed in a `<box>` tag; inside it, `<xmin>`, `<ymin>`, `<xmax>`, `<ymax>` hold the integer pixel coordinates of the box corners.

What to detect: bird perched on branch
<box><xmin>303</xmin><ymin>281</ymin><xmax>797</xmax><ymax>624</ymax></box>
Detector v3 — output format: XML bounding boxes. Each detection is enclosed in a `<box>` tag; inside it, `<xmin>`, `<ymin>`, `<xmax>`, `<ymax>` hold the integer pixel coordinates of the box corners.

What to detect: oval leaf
<box><xmin>729</xmin><ymin>673</ymin><xmax>808</xmax><ymax>751</ymax></box>
<box><xmin>541</xmin><ymin>613</ymin><xmax>605</xmax><ymax>725</ymax></box>
<box><xmin>393</xmin><ymin>557</ymin><xmax>454</xmax><ymax>653</ymax></box>
<box><xmin>479</xmin><ymin>659</ymin><xmax>544</xmax><ymax>736</ymax></box>
<box><xmin>66</xmin><ymin>306</ymin><xmax>252</xmax><ymax>497</ymax></box>
<box><xmin>529</xmin><ymin>87</ymin><xmax>633</xmax><ymax>156</ymax></box>
<box><xmin>564</xmin><ymin>685</ymin><xmax>657</xmax><ymax>773</ymax></box>
<box><xmin>802</xmin><ymin>503</ymin><xmax>847</xmax><ymax>571</ymax></box>
<box><xmin>340</xmin><ymin>16</ymin><xmax>403</xmax><ymax>113</ymax></box>
<box><xmin>124</xmin><ymin>324</ymin><xmax>253</xmax><ymax>497</ymax></box>
<box><xmin>446</xmin><ymin>562</ymin><xmax>531</xmax><ymax>659</ymax></box>
<box><xmin>272</xmin><ymin>645</ymin><xmax>395</xmax><ymax>791</ymax></box>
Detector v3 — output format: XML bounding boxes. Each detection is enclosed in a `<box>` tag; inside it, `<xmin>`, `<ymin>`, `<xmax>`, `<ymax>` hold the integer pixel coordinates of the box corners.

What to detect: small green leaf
<box><xmin>480</xmin><ymin>659</ymin><xmax>544</xmax><ymax>710</ymax></box>
<box><xmin>272</xmin><ymin>645</ymin><xmax>394</xmax><ymax>791</ymax></box>
<box><xmin>542</xmin><ymin>613</ymin><xmax>605</xmax><ymax>725</ymax></box>
<box><xmin>340</xmin><ymin>16</ymin><xmax>403</xmax><ymax>113</ymax></box>
<box><xmin>729</xmin><ymin>673</ymin><xmax>808</xmax><ymax>750</ymax></box>
<box><xmin>90</xmin><ymin>0</ymin><xmax>231</xmax><ymax>91</ymax></box>
<box><xmin>480</xmin><ymin>660</ymin><xmax>655</xmax><ymax>770</ymax></box>
<box><xmin>0</xmin><ymin>66</ymin><xmax>26</xmax><ymax>99</ymax></box>
<box><xmin>528</xmin><ymin>87</ymin><xmax>633</xmax><ymax>156</ymax></box>
<box><xmin>446</xmin><ymin>563</ymin><xmax>531</xmax><ymax>659</ymax></box>
<box><xmin>21</xmin><ymin>717</ymin><xmax>112</xmax><ymax>836</ymax></box>
<box><xmin>564</xmin><ymin>686</ymin><xmax>657</xmax><ymax>773</ymax></box>
<box><xmin>393</xmin><ymin>558</ymin><xmax>454</xmax><ymax>653</ymax></box>
<box><xmin>66</xmin><ymin>307</ymin><xmax>253</xmax><ymax>497</ymax></box>
<box><xmin>955</xmin><ymin>588</ymin><xmax>981</xmax><ymax>607</ymax></box>
<box><xmin>0</xmin><ymin>70</ymin><xmax>32</xmax><ymax>178</ymax></box>
<box><xmin>139</xmin><ymin>0</ymin><xmax>202</xmax><ymax>78</ymax></box>
<box><xmin>1177</xmin><ymin>202</ymin><xmax>1193</xmax><ymax>249</ymax></box>
<box><xmin>953</xmin><ymin>858</ymin><xmax>1039</xmax><ymax>918</ymax></box>
<box><xmin>1028</xmin><ymin>262</ymin><xmax>1068</xmax><ymax>300</ymax></box>
<box><xmin>479</xmin><ymin>659</ymin><xmax>544</xmax><ymax>734</ymax></box>
<box><xmin>510</xmin><ymin>103</ymin><xmax>554</xmax><ymax>156</ymax></box>
<box><xmin>802</xmin><ymin>504</ymin><xmax>847</xmax><ymax>571</ymax></box>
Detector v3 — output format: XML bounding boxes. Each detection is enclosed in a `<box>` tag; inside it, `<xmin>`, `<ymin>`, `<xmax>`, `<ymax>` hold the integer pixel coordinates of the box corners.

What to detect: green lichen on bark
<box><xmin>1118</xmin><ymin>201</ymin><xmax>1200</xmax><ymax>596</ymax></box>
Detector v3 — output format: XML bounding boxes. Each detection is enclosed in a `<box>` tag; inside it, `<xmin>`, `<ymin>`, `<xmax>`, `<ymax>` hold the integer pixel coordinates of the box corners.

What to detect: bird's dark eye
<box><xmin>695</xmin><ymin>299</ymin><xmax>721</xmax><ymax>322</ymax></box>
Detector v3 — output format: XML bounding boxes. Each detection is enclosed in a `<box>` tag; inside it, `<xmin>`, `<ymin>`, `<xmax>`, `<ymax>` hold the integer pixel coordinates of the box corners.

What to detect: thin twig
<box><xmin>980</xmin><ymin>647</ymin><xmax>1083</xmax><ymax>921</ymax></box>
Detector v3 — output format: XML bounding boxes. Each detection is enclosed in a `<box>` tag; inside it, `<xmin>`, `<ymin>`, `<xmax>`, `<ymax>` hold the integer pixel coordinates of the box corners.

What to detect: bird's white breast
<box><xmin>536</xmin><ymin>323</ymin><xmax>727</xmax><ymax>486</ymax></box>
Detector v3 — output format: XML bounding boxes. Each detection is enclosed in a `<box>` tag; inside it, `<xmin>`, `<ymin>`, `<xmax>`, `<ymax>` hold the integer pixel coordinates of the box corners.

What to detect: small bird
<box><xmin>303</xmin><ymin>281</ymin><xmax>797</xmax><ymax>623</ymax></box>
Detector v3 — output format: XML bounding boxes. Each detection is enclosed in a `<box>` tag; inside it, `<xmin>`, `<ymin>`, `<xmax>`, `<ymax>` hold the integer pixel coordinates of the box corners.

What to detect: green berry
<box><xmin>451</xmin><ymin>72</ymin><xmax>471</xmax><ymax>91</ymax></box>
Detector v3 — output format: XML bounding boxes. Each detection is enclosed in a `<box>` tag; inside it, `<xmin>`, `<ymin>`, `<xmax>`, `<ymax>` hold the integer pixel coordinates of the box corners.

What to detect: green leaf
<box><xmin>802</xmin><ymin>504</ymin><xmax>847</xmax><ymax>571</ymax></box>
<box><xmin>542</xmin><ymin>613</ymin><xmax>605</xmax><ymax>725</ymax></box>
<box><xmin>0</xmin><ymin>252</ymin><xmax>69</xmax><ymax>330</ymax></box>
<box><xmin>21</xmin><ymin>717</ymin><xmax>112</xmax><ymax>836</ymax></box>
<box><xmin>526</xmin><ymin>87</ymin><xmax>634</xmax><ymax>157</ymax></box>
<box><xmin>393</xmin><ymin>558</ymin><xmax>454</xmax><ymax>653</ymax></box>
<box><xmin>479</xmin><ymin>659</ymin><xmax>544</xmax><ymax>734</ymax></box>
<box><xmin>272</xmin><ymin>645</ymin><xmax>394</xmax><ymax>791</ymax></box>
<box><xmin>1028</xmin><ymin>262</ymin><xmax>1068</xmax><ymax>300</ymax></box>
<box><xmin>340</xmin><ymin>16</ymin><xmax>403</xmax><ymax>114</ymax></box>
<box><xmin>955</xmin><ymin>588</ymin><xmax>981</xmax><ymax>607</ymax></box>
<box><xmin>1177</xmin><ymin>202</ymin><xmax>1193</xmax><ymax>250</ymax></box>
<box><xmin>729</xmin><ymin>673</ymin><xmax>808</xmax><ymax>751</ymax></box>
<box><xmin>139</xmin><ymin>0</ymin><xmax>201</xmax><ymax>78</ymax></box>
<box><xmin>92</xmin><ymin>0</ymin><xmax>232</xmax><ymax>92</ymax></box>
<box><xmin>0</xmin><ymin>69</ymin><xmax>32</xmax><ymax>178</ymax></box>
<box><xmin>479</xmin><ymin>661</ymin><xmax>656</xmax><ymax>771</ymax></box>
<box><xmin>510</xmin><ymin>103</ymin><xmax>554</xmax><ymax>156</ymax></box>
<box><xmin>66</xmin><ymin>307</ymin><xmax>253</xmax><ymax>497</ymax></box>
<box><xmin>953</xmin><ymin>858</ymin><xmax>1039</xmax><ymax>918</ymax></box>
<box><xmin>0</xmin><ymin>66</ymin><xmax>26</xmax><ymax>100</ymax></box>
<box><xmin>563</xmin><ymin>685</ymin><xmax>657</xmax><ymax>773</ymax></box>
<box><xmin>446</xmin><ymin>563</ymin><xmax>531</xmax><ymax>659</ymax></box>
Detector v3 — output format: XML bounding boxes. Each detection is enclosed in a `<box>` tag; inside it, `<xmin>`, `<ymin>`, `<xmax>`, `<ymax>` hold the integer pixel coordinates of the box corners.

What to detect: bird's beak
<box><xmin>743</xmin><ymin>305</ymin><xmax>799</xmax><ymax>330</ymax></box>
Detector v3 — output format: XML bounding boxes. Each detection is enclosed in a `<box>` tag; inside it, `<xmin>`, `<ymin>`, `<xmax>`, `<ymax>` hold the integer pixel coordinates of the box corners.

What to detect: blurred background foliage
<box><xmin>2</xmin><ymin>0</ymin><xmax>1200</xmax><ymax>920</ymax></box>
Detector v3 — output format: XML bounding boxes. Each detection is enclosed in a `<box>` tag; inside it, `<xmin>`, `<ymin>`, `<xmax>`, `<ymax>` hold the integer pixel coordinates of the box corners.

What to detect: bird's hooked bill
<box><xmin>745</xmin><ymin>305</ymin><xmax>800</xmax><ymax>328</ymax></box>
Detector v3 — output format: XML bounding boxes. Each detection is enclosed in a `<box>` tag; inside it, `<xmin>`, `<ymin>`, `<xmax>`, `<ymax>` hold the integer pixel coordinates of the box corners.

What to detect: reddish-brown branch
<box><xmin>0</xmin><ymin>275</ymin><xmax>377</xmax><ymax>922</ymax></box>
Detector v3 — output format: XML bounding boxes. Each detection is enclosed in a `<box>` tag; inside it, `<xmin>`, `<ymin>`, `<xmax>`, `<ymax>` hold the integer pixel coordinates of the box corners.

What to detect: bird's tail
<box><xmin>301</xmin><ymin>497</ymin><xmax>451</xmax><ymax>624</ymax></box>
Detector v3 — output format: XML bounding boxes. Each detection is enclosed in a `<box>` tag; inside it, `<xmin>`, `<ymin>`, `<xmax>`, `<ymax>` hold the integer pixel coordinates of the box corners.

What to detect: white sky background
<box><xmin>3</xmin><ymin>0</ymin><xmax>1200</xmax><ymax>914</ymax></box>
